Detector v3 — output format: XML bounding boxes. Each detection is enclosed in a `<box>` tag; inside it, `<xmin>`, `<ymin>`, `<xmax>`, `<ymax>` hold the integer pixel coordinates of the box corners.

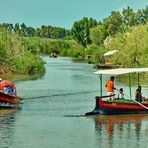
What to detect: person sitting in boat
<box><xmin>105</xmin><ymin>76</ymin><xmax>116</xmax><ymax>100</ymax></box>
<box><xmin>135</xmin><ymin>85</ymin><xmax>145</xmax><ymax>102</ymax></box>
<box><xmin>3</xmin><ymin>86</ymin><xmax>8</xmax><ymax>94</ymax></box>
<box><xmin>7</xmin><ymin>87</ymin><xmax>13</xmax><ymax>95</ymax></box>
<box><xmin>0</xmin><ymin>78</ymin><xmax>3</xmax><ymax>91</ymax></box>
<box><xmin>117</xmin><ymin>88</ymin><xmax>124</xmax><ymax>99</ymax></box>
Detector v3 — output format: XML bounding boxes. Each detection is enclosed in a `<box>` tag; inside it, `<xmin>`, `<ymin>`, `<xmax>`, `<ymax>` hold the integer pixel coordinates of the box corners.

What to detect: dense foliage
<box><xmin>90</xmin><ymin>6</ymin><xmax>148</xmax><ymax>46</ymax></box>
<box><xmin>0</xmin><ymin>28</ymin><xmax>45</xmax><ymax>75</ymax></box>
<box><xmin>71</xmin><ymin>17</ymin><xmax>98</xmax><ymax>47</ymax></box>
<box><xmin>21</xmin><ymin>37</ymin><xmax>83</xmax><ymax>58</ymax></box>
<box><xmin>106</xmin><ymin>24</ymin><xmax>148</xmax><ymax>67</ymax></box>
<box><xmin>0</xmin><ymin>5</ymin><xmax>148</xmax><ymax>76</ymax></box>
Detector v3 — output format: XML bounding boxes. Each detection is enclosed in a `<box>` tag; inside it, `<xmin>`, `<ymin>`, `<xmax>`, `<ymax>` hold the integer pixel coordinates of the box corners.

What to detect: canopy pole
<box><xmin>99</xmin><ymin>74</ymin><xmax>102</xmax><ymax>97</ymax></box>
<box><xmin>128</xmin><ymin>73</ymin><xmax>132</xmax><ymax>99</ymax></box>
<box><xmin>138</xmin><ymin>73</ymin><xmax>140</xmax><ymax>86</ymax></box>
<box><xmin>137</xmin><ymin>73</ymin><xmax>141</xmax><ymax>102</ymax></box>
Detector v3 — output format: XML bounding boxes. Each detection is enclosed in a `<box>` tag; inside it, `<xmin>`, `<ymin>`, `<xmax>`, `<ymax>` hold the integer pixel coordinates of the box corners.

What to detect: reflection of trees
<box><xmin>0</xmin><ymin>110</ymin><xmax>16</xmax><ymax>147</ymax></box>
<box><xmin>93</xmin><ymin>114</ymin><xmax>147</xmax><ymax>148</ymax></box>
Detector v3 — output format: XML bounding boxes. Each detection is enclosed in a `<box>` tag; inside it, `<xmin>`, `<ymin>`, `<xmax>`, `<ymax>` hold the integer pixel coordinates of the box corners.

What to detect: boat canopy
<box><xmin>95</xmin><ymin>68</ymin><xmax>148</xmax><ymax>75</ymax></box>
<box><xmin>103</xmin><ymin>50</ymin><xmax>119</xmax><ymax>56</ymax></box>
<box><xmin>0</xmin><ymin>80</ymin><xmax>14</xmax><ymax>87</ymax></box>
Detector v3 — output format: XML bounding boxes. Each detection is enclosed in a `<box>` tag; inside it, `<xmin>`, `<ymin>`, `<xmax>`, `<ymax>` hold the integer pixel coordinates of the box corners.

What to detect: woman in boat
<box><xmin>135</xmin><ymin>85</ymin><xmax>145</xmax><ymax>102</ymax></box>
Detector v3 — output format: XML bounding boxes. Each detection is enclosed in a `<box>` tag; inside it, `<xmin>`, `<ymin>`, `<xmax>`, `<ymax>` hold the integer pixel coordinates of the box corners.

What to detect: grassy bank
<box><xmin>0</xmin><ymin>28</ymin><xmax>45</xmax><ymax>76</ymax></box>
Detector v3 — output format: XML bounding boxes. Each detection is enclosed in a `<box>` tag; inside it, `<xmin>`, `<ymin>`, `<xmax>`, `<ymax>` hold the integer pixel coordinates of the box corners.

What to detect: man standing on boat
<box><xmin>105</xmin><ymin>76</ymin><xmax>116</xmax><ymax>100</ymax></box>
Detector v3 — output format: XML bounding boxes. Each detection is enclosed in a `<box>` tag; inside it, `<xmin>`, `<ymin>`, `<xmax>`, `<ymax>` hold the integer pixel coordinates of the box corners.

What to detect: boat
<box><xmin>50</xmin><ymin>52</ymin><xmax>57</xmax><ymax>58</ymax></box>
<box><xmin>86</xmin><ymin>68</ymin><xmax>148</xmax><ymax>115</ymax></box>
<box><xmin>0</xmin><ymin>79</ymin><xmax>20</xmax><ymax>109</ymax></box>
<box><xmin>93</xmin><ymin>63</ymin><xmax>118</xmax><ymax>69</ymax></box>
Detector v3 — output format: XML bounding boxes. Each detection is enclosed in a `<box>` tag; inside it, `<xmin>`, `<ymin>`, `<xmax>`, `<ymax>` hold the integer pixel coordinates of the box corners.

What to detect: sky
<box><xmin>0</xmin><ymin>0</ymin><xmax>148</xmax><ymax>29</ymax></box>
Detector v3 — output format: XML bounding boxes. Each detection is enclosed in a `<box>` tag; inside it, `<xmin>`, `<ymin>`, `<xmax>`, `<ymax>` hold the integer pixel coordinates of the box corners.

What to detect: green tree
<box><xmin>107</xmin><ymin>24</ymin><xmax>148</xmax><ymax>67</ymax></box>
<box><xmin>122</xmin><ymin>6</ymin><xmax>136</xmax><ymax>26</ymax></box>
<box><xmin>14</xmin><ymin>23</ymin><xmax>20</xmax><ymax>34</ymax></box>
<box><xmin>71</xmin><ymin>17</ymin><xmax>98</xmax><ymax>47</ymax></box>
<box><xmin>20</xmin><ymin>23</ymin><xmax>27</xmax><ymax>36</ymax></box>
<box><xmin>142</xmin><ymin>6</ymin><xmax>148</xmax><ymax>23</ymax></box>
<box><xmin>89</xmin><ymin>25</ymin><xmax>107</xmax><ymax>46</ymax></box>
<box><xmin>103</xmin><ymin>11</ymin><xmax>123</xmax><ymax>36</ymax></box>
<box><xmin>26</xmin><ymin>27</ymin><xmax>35</xmax><ymax>37</ymax></box>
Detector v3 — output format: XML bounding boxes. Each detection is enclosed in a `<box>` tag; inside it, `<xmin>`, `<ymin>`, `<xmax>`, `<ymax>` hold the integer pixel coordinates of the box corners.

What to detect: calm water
<box><xmin>0</xmin><ymin>57</ymin><xmax>148</xmax><ymax>148</ymax></box>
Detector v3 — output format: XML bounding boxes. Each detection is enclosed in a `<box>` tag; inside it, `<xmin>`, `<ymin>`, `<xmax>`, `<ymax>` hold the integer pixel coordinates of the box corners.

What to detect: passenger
<box><xmin>135</xmin><ymin>85</ymin><xmax>145</xmax><ymax>102</ymax></box>
<box><xmin>7</xmin><ymin>87</ymin><xmax>13</xmax><ymax>95</ymax></box>
<box><xmin>105</xmin><ymin>76</ymin><xmax>116</xmax><ymax>100</ymax></box>
<box><xmin>118</xmin><ymin>88</ymin><xmax>124</xmax><ymax>99</ymax></box>
<box><xmin>4</xmin><ymin>86</ymin><xmax>8</xmax><ymax>94</ymax></box>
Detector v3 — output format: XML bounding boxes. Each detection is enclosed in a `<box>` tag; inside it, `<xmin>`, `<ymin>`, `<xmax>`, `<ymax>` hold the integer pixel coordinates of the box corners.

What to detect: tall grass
<box><xmin>0</xmin><ymin>28</ymin><xmax>45</xmax><ymax>75</ymax></box>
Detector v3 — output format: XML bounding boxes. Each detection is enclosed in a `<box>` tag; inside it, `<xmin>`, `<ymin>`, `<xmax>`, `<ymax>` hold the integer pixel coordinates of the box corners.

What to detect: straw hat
<box><xmin>0</xmin><ymin>78</ymin><xmax>2</xmax><ymax>81</ymax></box>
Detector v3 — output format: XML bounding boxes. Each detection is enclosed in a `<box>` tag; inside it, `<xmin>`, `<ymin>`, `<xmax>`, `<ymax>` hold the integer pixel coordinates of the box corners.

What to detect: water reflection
<box><xmin>93</xmin><ymin>114</ymin><xmax>148</xmax><ymax>148</ymax></box>
<box><xmin>0</xmin><ymin>110</ymin><xmax>17</xmax><ymax>147</ymax></box>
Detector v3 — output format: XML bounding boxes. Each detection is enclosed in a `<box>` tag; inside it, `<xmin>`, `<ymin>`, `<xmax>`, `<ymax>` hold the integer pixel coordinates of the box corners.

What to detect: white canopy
<box><xmin>95</xmin><ymin>68</ymin><xmax>148</xmax><ymax>75</ymax></box>
<box><xmin>103</xmin><ymin>50</ymin><xmax>119</xmax><ymax>56</ymax></box>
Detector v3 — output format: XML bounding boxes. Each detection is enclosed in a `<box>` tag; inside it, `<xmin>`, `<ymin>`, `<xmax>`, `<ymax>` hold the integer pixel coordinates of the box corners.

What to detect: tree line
<box><xmin>0</xmin><ymin>5</ymin><xmax>148</xmax><ymax>75</ymax></box>
<box><xmin>0</xmin><ymin>23</ymin><xmax>70</xmax><ymax>39</ymax></box>
<box><xmin>71</xmin><ymin>6</ymin><xmax>148</xmax><ymax>47</ymax></box>
<box><xmin>1</xmin><ymin>6</ymin><xmax>147</xmax><ymax>47</ymax></box>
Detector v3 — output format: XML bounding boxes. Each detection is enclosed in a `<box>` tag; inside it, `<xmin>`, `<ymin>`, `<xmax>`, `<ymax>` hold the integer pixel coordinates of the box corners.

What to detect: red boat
<box><xmin>86</xmin><ymin>68</ymin><xmax>148</xmax><ymax>115</ymax></box>
<box><xmin>0</xmin><ymin>79</ymin><xmax>20</xmax><ymax>108</ymax></box>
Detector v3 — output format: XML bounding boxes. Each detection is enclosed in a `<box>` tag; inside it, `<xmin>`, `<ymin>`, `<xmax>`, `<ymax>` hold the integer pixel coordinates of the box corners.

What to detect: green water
<box><xmin>0</xmin><ymin>57</ymin><xmax>148</xmax><ymax>148</ymax></box>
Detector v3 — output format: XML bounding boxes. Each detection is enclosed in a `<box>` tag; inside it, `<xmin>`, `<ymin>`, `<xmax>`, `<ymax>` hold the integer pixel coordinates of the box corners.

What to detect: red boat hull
<box><xmin>0</xmin><ymin>92</ymin><xmax>20</xmax><ymax>108</ymax></box>
<box><xmin>86</xmin><ymin>96</ymin><xmax>148</xmax><ymax>115</ymax></box>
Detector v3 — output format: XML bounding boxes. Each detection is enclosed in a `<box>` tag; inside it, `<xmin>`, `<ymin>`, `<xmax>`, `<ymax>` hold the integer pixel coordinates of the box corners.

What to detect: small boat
<box><xmin>86</xmin><ymin>68</ymin><xmax>148</xmax><ymax>115</ymax></box>
<box><xmin>93</xmin><ymin>63</ymin><xmax>118</xmax><ymax>69</ymax></box>
<box><xmin>0</xmin><ymin>80</ymin><xmax>20</xmax><ymax>109</ymax></box>
<box><xmin>50</xmin><ymin>52</ymin><xmax>57</xmax><ymax>58</ymax></box>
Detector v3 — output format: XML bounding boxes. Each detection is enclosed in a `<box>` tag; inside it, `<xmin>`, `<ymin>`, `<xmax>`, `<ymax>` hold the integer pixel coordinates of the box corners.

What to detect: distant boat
<box><xmin>94</xmin><ymin>63</ymin><xmax>118</xmax><ymax>69</ymax></box>
<box><xmin>50</xmin><ymin>52</ymin><xmax>57</xmax><ymax>58</ymax></box>
<box><xmin>86</xmin><ymin>68</ymin><xmax>148</xmax><ymax>115</ymax></box>
<box><xmin>0</xmin><ymin>80</ymin><xmax>20</xmax><ymax>109</ymax></box>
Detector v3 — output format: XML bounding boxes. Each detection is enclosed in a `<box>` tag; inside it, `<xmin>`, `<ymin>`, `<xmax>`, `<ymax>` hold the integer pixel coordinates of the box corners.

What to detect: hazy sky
<box><xmin>0</xmin><ymin>0</ymin><xmax>148</xmax><ymax>29</ymax></box>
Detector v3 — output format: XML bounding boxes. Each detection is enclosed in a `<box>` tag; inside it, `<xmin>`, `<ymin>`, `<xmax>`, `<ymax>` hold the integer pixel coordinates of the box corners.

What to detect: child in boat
<box><xmin>117</xmin><ymin>88</ymin><xmax>124</xmax><ymax>99</ymax></box>
<box><xmin>135</xmin><ymin>86</ymin><xmax>145</xmax><ymax>102</ymax></box>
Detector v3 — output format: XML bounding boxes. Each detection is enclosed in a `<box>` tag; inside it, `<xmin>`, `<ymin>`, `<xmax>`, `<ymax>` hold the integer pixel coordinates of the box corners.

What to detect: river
<box><xmin>0</xmin><ymin>57</ymin><xmax>148</xmax><ymax>148</ymax></box>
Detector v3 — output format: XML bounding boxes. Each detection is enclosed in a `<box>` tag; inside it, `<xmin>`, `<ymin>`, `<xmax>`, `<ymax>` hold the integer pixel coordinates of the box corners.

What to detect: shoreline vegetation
<box><xmin>0</xmin><ymin>6</ymin><xmax>148</xmax><ymax>80</ymax></box>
